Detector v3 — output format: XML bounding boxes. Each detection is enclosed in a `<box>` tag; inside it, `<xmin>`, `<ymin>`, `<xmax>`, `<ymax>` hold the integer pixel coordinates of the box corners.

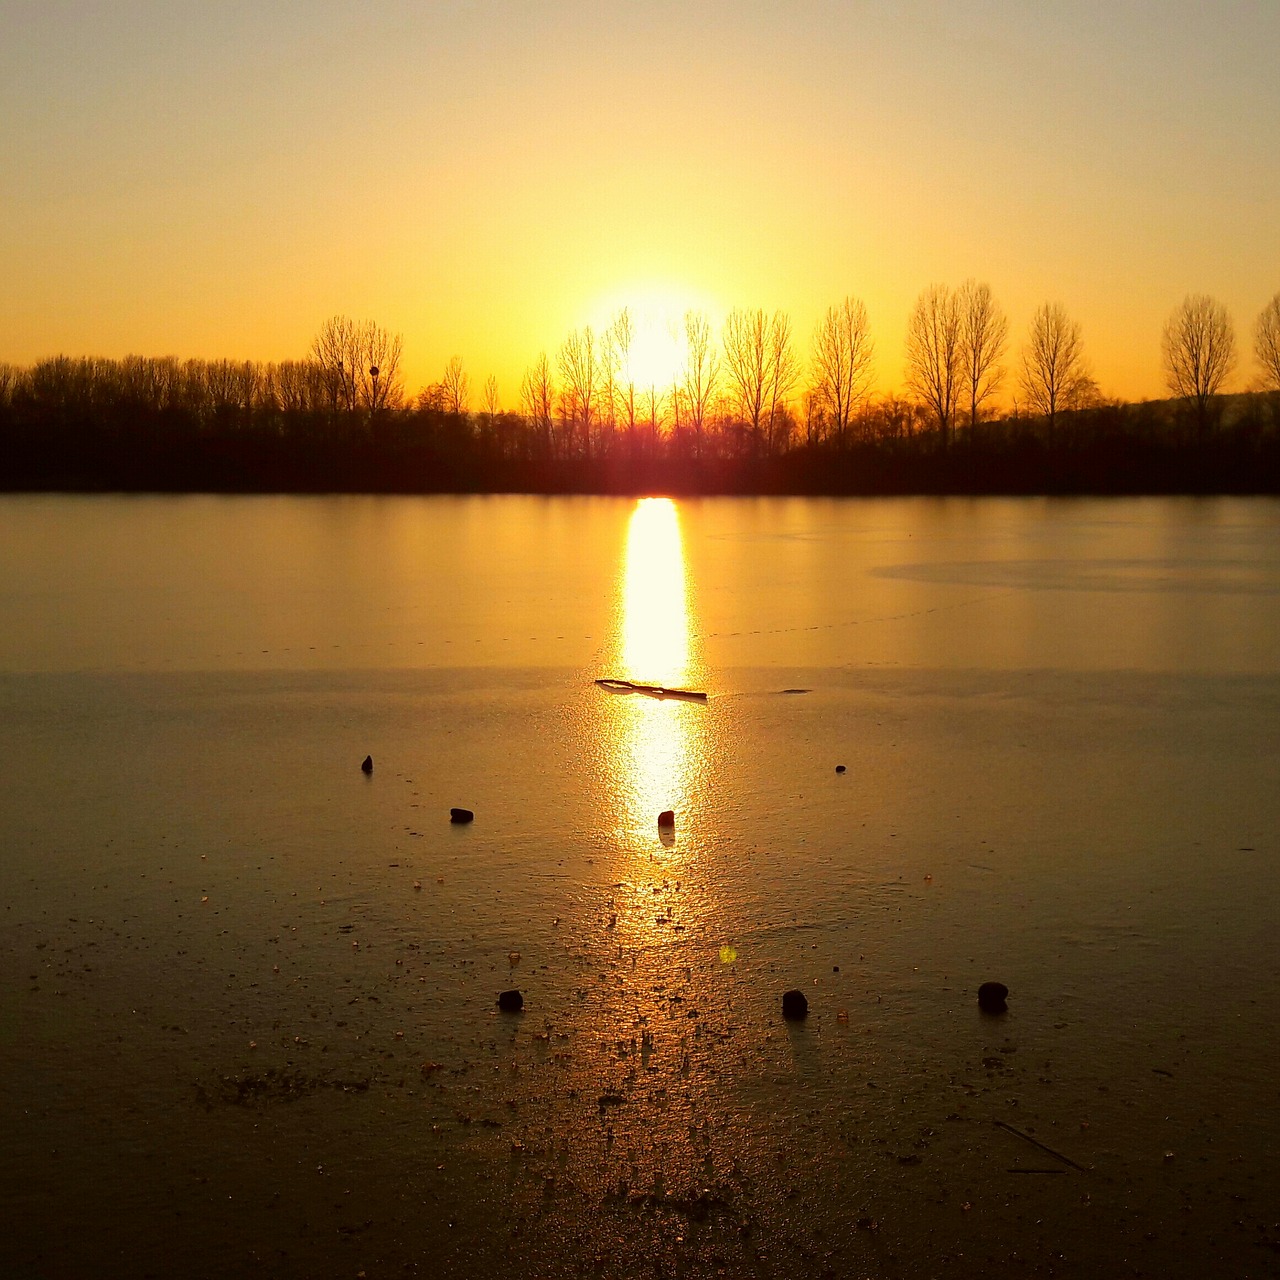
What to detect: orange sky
<box><xmin>3</xmin><ymin>1</ymin><xmax>1278</xmax><ymax>408</ymax></box>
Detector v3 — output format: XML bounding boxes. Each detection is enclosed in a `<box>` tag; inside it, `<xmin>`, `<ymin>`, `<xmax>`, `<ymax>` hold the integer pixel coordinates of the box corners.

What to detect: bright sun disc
<box><xmin>625</xmin><ymin>317</ymin><xmax>683</xmax><ymax>391</ymax></box>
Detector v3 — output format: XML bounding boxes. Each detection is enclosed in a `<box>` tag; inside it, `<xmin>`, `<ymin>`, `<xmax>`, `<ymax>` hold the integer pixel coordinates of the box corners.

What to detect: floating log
<box><xmin>595</xmin><ymin>678</ymin><xmax>707</xmax><ymax>703</ymax></box>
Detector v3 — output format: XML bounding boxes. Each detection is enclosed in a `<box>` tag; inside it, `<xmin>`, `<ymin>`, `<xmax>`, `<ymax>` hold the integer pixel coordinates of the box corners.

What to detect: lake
<box><xmin>1</xmin><ymin>493</ymin><xmax>1278</xmax><ymax>1278</ymax></box>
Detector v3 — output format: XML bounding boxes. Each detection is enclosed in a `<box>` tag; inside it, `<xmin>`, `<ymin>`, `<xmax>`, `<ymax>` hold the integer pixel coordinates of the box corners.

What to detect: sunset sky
<box><xmin>3</xmin><ymin>0</ymin><xmax>1278</xmax><ymax>406</ymax></box>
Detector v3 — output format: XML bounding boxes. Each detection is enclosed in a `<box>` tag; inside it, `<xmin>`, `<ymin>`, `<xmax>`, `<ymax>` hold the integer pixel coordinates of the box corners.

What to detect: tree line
<box><xmin>2</xmin><ymin>291</ymin><xmax>1279</xmax><ymax>494</ymax></box>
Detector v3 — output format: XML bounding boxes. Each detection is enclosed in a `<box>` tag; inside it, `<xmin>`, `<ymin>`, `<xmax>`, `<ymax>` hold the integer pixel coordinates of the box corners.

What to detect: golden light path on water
<box><xmin>601</xmin><ymin>498</ymin><xmax>709</xmax><ymax>856</ymax></box>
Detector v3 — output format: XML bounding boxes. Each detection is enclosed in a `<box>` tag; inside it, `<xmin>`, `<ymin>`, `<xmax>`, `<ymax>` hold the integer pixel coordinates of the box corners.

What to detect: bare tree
<box><xmin>810</xmin><ymin>297</ymin><xmax>874</xmax><ymax>447</ymax></box>
<box><xmin>868</xmin><ymin>391</ymin><xmax>924</xmax><ymax>442</ymax></box>
<box><xmin>311</xmin><ymin>316</ymin><xmax>403</xmax><ymax>413</ymax></box>
<box><xmin>204</xmin><ymin>359</ymin><xmax>246</xmax><ymax>416</ymax></box>
<box><xmin>416</xmin><ymin>383</ymin><xmax>447</xmax><ymax>413</ymax></box>
<box><xmin>801</xmin><ymin>387</ymin><xmax>824</xmax><ymax>447</ymax></box>
<box><xmin>356</xmin><ymin>322</ymin><xmax>403</xmax><ymax>411</ymax></box>
<box><xmin>271</xmin><ymin>360</ymin><xmax>326</xmax><ymax>413</ymax></box>
<box><xmin>1256</xmin><ymin>292</ymin><xmax>1280</xmax><ymax>391</ymax></box>
<box><xmin>558</xmin><ymin>327</ymin><xmax>599</xmax><ymax>458</ymax></box>
<box><xmin>597</xmin><ymin>319</ymin><xmax>622</xmax><ymax>453</ymax></box>
<box><xmin>1162</xmin><ymin>294</ymin><xmax>1236</xmax><ymax>439</ymax></box>
<box><xmin>904</xmin><ymin>284</ymin><xmax>963</xmax><ymax>449</ymax></box>
<box><xmin>1020</xmin><ymin>303</ymin><xmax>1095</xmax><ymax>440</ymax></box>
<box><xmin>764</xmin><ymin>312</ymin><xmax>800</xmax><ymax>456</ymax></box>
<box><xmin>608</xmin><ymin>308</ymin><xmax>639</xmax><ymax>445</ymax></box>
<box><xmin>641</xmin><ymin>383</ymin><xmax>665</xmax><ymax>452</ymax></box>
<box><xmin>442</xmin><ymin>355</ymin><xmax>470</xmax><ymax>415</ymax></box>
<box><xmin>722</xmin><ymin>308</ymin><xmax>769</xmax><ymax>450</ymax></box>
<box><xmin>722</xmin><ymin>308</ymin><xmax>798</xmax><ymax>457</ymax></box>
<box><xmin>682</xmin><ymin>311</ymin><xmax>720</xmax><ymax>455</ymax></box>
<box><xmin>311</xmin><ymin>316</ymin><xmax>359</xmax><ymax>412</ymax></box>
<box><xmin>520</xmin><ymin>353</ymin><xmax>556</xmax><ymax>457</ymax></box>
<box><xmin>957</xmin><ymin>280</ymin><xmax>1008</xmax><ymax>437</ymax></box>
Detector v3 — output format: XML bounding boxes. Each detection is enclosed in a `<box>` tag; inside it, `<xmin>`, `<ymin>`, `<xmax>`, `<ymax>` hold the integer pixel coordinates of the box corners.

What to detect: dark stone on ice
<box><xmin>450</xmin><ymin>808</ymin><xmax>474</xmax><ymax>824</ymax></box>
<box><xmin>497</xmin><ymin>989</ymin><xmax>523</xmax><ymax>1012</ymax></box>
<box><xmin>657</xmin><ymin>810</ymin><xmax>676</xmax><ymax>829</ymax></box>
<box><xmin>781</xmin><ymin>989</ymin><xmax>809</xmax><ymax>1020</ymax></box>
<box><xmin>361</xmin><ymin>755</ymin><xmax>373</xmax><ymax>774</ymax></box>
<box><xmin>835</xmin><ymin>764</ymin><xmax>846</xmax><ymax>774</ymax></box>
<box><xmin>978</xmin><ymin>981</ymin><xmax>1009</xmax><ymax>1013</ymax></box>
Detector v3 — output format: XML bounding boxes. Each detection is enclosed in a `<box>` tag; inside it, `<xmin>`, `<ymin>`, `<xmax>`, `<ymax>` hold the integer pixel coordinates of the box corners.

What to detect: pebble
<box><xmin>978</xmin><ymin>981</ymin><xmax>1009</xmax><ymax>1013</ymax></box>
<box><xmin>781</xmin><ymin>989</ymin><xmax>809</xmax><ymax>1020</ymax></box>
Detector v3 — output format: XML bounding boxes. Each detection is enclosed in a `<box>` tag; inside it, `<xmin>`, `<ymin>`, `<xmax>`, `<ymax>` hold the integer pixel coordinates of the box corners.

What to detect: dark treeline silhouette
<box><xmin>3</xmin><ymin>296</ymin><xmax>1280</xmax><ymax>495</ymax></box>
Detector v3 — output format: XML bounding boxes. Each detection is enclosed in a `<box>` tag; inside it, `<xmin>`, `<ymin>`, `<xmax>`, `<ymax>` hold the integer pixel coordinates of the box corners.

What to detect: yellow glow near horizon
<box><xmin>4</xmin><ymin>6</ymin><xmax>1276</xmax><ymax>407</ymax></box>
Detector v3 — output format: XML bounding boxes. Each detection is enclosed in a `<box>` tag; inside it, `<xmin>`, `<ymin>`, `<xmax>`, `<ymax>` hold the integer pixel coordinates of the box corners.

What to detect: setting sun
<box><xmin>622</xmin><ymin>313</ymin><xmax>683</xmax><ymax>393</ymax></box>
<box><xmin>584</xmin><ymin>281</ymin><xmax>728</xmax><ymax>394</ymax></box>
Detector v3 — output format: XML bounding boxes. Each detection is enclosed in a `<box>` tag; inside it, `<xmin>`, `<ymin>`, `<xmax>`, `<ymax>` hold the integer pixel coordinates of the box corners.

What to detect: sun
<box><xmin>587</xmin><ymin>281</ymin><xmax>725</xmax><ymax>392</ymax></box>
<box><xmin>624</xmin><ymin>314</ymin><xmax>684</xmax><ymax>392</ymax></box>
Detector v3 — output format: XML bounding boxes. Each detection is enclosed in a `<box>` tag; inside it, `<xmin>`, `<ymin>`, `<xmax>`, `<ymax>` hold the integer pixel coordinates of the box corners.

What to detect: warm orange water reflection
<box><xmin>600</xmin><ymin>499</ymin><xmax>708</xmax><ymax>852</ymax></box>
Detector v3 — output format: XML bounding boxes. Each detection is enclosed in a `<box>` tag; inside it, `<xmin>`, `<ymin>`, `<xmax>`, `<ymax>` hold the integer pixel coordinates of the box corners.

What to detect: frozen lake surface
<box><xmin>1</xmin><ymin>494</ymin><xmax>1278</xmax><ymax>1278</ymax></box>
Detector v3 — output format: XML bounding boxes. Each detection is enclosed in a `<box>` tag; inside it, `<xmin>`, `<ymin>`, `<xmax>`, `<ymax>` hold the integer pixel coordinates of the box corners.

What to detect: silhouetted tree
<box><xmin>642</xmin><ymin>383</ymin><xmax>665</xmax><ymax>453</ymax></box>
<box><xmin>442</xmin><ymin>355</ymin><xmax>470</xmax><ymax>415</ymax></box>
<box><xmin>416</xmin><ymin>383</ymin><xmax>447</xmax><ymax>413</ymax></box>
<box><xmin>480</xmin><ymin>374</ymin><xmax>501</xmax><ymax>450</ymax></box>
<box><xmin>722</xmin><ymin>307</ymin><xmax>770</xmax><ymax>452</ymax></box>
<box><xmin>872</xmin><ymin>391</ymin><xmax>925</xmax><ymax>442</ymax></box>
<box><xmin>596</xmin><ymin>333</ymin><xmax>620</xmax><ymax>457</ymax></box>
<box><xmin>519</xmin><ymin>353</ymin><xmax>556</xmax><ymax>458</ymax></box>
<box><xmin>311</xmin><ymin>317</ymin><xmax>403</xmax><ymax>414</ymax></box>
<box><xmin>682</xmin><ymin>311</ymin><xmax>720</xmax><ymax>457</ymax></box>
<box><xmin>312</xmin><ymin>317</ymin><xmax>359</xmax><ymax>412</ymax></box>
<box><xmin>811</xmin><ymin>297</ymin><xmax>874</xmax><ymax>448</ymax></box>
<box><xmin>270</xmin><ymin>360</ymin><xmax>326</xmax><ymax>415</ymax></box>
<box><xmin>723</xmin><ymin>308</ymin><xmax>799</xmax><ymax>457</ymax></box>
<box><xmin>764</xmin><ymin>312</ymin><xmax>800</xmax><ymax>456</ymax></box>
<box><xmin>608</xmin><ymin>309</ymin><xmax>639</xmax><ymax>448</ymax></box>
<box><xmin>358</xmin><ymin>323</ymin><xmax>403</xmax><ymax>411</ymax></box>
<box><xmin>905</xmin><ymin>284</ymin><xmax>962</xmax><ymax>449</ymax></box>
<box><xmin>1020</xmin><ymin>303</ymin><xmax>1094</xmax><ymax>440</ymax></box>
<box><xmin>801</xmin><ymin>387</ymin><xmax>823</xmax><ymax>447</ymax></box>
<box><xmin>558</xmin><ymin>327</ymin><xmax>599</xmax><ymax>458</ymax></box>
<box><xmin>958</xmin><ymin>280</ymin><xmax>1008</xmax><ymax>437</ymax></box>
<box><xmin>1162</xmin><ymin>294</ymin><xmax>1236</xmax><ymax>439</ymax></box>
<box><xmin>1253</xmin><ymin>292</ymin><xmax>1280</xmax><ymax>392</ymax></box>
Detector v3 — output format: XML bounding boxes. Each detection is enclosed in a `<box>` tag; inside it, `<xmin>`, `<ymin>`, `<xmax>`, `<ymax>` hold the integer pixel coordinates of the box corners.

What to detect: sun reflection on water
<box><xmin>620</xmin><ymin>498</ymin><xmax>693</xmax><ymax>687</ymax></box>
<box><xmin>601</xmin><ymin>498</ymin><xmax>707</xmax><ymax>851</ymax></box>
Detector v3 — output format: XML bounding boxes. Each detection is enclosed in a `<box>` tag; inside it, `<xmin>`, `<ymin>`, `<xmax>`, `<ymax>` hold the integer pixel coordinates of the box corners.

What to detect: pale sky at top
<box><xmin>2</xmin><ymin>0</ymin><xmax>1277</xmax><ymax>404</ymax></box>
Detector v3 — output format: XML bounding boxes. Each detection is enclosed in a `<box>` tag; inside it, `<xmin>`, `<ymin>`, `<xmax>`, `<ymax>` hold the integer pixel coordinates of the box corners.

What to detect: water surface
<box><xmin>1</xmin><ymin>494</ymin><xmax>1277</xmax><ymax>1278</ymax></box>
